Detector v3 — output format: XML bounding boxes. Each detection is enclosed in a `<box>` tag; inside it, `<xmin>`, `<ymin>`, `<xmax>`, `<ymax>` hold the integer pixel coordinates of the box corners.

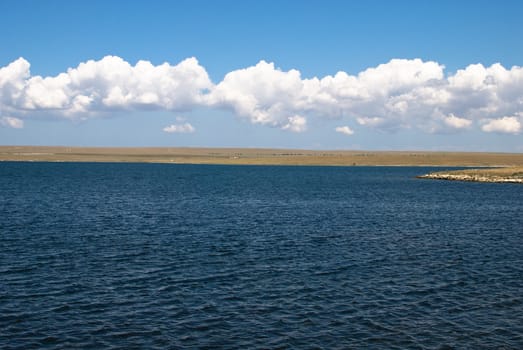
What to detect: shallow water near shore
<box><xmin>1</xmin><ymin>162</ymin><xmax>522</xmax><ymax>349</ymax></box>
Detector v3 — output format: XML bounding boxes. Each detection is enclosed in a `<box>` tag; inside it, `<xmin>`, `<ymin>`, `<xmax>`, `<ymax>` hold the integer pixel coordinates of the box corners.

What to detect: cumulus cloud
<box><xmin>208</xmin><ymin>61</ymin><xmax>310</xmax><ymax>130</ymax></box>
<box><xmin>357</xmin><ymin>117</ymin><xmax>386</xmax><ymax>127</ymax></box>
<box><xmin>0</xmin><ymin>56</ymin><xmax>212</xmax><ymax>117</ymax></box>
<box><xmin>281</xmin><ymin>115</ymin><xmax>307</xmax><ymax>132</ymax></box>
<box><xmin>335</xmin><ymin>126</ymin><xmax>354</xmax><ymax>135</ymax></box>
<box><xmin>1</xmin><ymin>56</ymin><xmax>523</xmax><ymax>135</ymax></box>
<box><xmin>0</xmin><ymin>116</ymin><xmax>24</xmax><ymax>128</ymax></box>
<box><xmin>163</xmin><ymin>122</ymin><xmax>195</xmax><ymax>133</ymax></box>
<box><xmin>481</xmin><ymin>116</ymin><xmax>521</xmax><ymax>134</ymax></box>
<box><xmin>444</xmin><ymin>114</ymin><xmax>472</xmax><ymax>129</ymax></box>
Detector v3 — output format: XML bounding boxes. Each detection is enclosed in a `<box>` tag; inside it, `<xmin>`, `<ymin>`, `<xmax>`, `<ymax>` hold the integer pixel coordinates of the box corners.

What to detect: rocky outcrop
<box><xmin>418</xmin><ymin>172</ymin><xmax>523</xmax><ymax>183</ymax></box>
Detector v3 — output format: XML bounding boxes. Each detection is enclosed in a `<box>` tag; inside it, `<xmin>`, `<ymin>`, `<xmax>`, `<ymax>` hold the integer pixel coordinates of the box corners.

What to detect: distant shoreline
<box><xmin>1</xmin><ymin>146</ymin><xmax>523</xmax><ymax>168</ymax></box>
<box><xmin>2</xmin><ymin>146</ymin><xmax>523</xmax><ymax>183</ymax></box>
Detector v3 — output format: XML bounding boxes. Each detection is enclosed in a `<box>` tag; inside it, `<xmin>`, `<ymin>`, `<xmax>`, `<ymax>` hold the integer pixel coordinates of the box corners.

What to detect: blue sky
<box><xmin>1</xmin><ymin>0</ymin><xmax>522</xmax><ymax>151</ymax></box>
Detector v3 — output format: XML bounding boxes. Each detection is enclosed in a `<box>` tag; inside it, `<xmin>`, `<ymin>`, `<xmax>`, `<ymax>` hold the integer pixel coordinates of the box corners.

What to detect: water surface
<box><xmin>1</xmin><ymin>163</ymin><xmax>522</xmax><ymax>349</ymax></box>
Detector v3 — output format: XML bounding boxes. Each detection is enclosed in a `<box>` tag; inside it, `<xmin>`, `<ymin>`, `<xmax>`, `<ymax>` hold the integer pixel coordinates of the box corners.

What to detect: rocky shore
<box><xmin>418</xmin><ymin>167</ymin><xmax>523</xmax><ymax>184</ymax></box>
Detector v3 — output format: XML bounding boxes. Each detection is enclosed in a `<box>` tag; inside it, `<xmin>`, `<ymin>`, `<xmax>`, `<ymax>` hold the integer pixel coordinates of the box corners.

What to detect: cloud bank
<box><xmin>1</xmin><ymin>56</ymin><xmax>522</xmax><ymax>134</ymax></box>
<box><xmin>0</xmin><ymin>56</ymin><xmax>211</xmax><ymax>117</ymax></box>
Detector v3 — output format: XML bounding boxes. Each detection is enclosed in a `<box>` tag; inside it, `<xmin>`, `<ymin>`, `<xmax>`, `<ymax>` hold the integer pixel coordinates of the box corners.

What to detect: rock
<box><xmin>417</xmin><ymin>172</ymin><xmax>523</xmax><ymax>184</ymax></box>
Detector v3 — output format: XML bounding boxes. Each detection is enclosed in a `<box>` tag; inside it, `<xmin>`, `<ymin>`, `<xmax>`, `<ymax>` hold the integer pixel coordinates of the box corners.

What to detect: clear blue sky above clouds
<box><xmin>1</xmin><ymin>0</ymin><xmax>522</xmax><ymax>151</ymax></box>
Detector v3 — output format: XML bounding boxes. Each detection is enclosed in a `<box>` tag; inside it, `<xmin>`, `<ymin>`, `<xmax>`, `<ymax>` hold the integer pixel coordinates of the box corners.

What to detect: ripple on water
<box><xmin>1</xmin><ymin>163</ymin><xmax>522</xmax><ymax>349</ymax></box>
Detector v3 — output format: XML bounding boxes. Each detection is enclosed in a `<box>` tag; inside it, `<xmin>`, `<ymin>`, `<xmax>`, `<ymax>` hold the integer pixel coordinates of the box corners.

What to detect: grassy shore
<box><xmin>1</xmin><ymin>146</ymin><xmax>523</xmax><ymax>167</ymax></box>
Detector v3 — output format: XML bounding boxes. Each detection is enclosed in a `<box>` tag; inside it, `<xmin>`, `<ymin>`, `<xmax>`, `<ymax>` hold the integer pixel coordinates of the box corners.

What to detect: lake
<box><xmin>1</xmin><ymin>162</ymin><xmax>522</xmax><ymax>349</ymax></box>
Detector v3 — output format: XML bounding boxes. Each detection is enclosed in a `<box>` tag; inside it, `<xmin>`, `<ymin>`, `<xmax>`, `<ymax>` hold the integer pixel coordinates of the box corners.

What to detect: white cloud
<box><xmin>0</xmin><ymin>55</ymin><xmax>212</xmax><ymax>116</ymax></box>
<box><xmin>0</xmin><ymin>116</ymin><xmax>24</xmax><ymax>128</ymax></box>
<box><xmin>208</xmin><ymin>60</ymin><xmax>308</xmax><ymax>130</ymax></box>
<box><xmin>356</xmin><ymin>117</ymin><xmax>385</xmax><ymax>127</ymax></box>
<box><xmin>1</xmin><ymin>56</ymin><xmax>523</xmax><ymax>135</ymax></box>
<box><xmin>282</xmin><ymin>115</ymin><xmax>307</xmax><ymax>133</ymax></box>
<box><xmin>444</xmin><ymin>114</ymin><xmax>472</xmax><ymax>129</ymax></box>
<box><xmin>335</xmin><ymin>126</ymin><xmax>354</xmax><ymax>135</ymax></box>
<box><xmin>481</xmin><ymin>116</ymin><xmax>521</xmax><ymax>134</ymax></box>
<box><xmin>163</xmin><ymin>122</ymin><xmax>195</xmax><ymax>133</ymax></box>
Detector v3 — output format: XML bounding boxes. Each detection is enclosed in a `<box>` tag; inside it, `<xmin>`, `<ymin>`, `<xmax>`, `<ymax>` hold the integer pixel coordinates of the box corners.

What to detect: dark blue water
<box><xmin>1</xmin><ymin>162</ymin><xmax>522</xmax><ymax>349</ymax></box>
